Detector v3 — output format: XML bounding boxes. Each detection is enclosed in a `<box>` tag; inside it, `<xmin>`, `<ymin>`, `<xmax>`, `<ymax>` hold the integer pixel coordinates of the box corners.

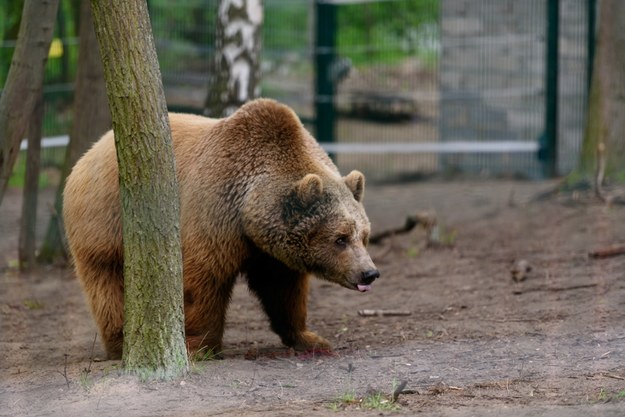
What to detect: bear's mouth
<box><xmin>357</xmin><ymin>284</ymin><xmax>372</xmax><ymax>292</ymax></box>
<box><xmin>339</xmin><ymin>281</ymin><xmax>373</xmax><ymax>292</ymax></box>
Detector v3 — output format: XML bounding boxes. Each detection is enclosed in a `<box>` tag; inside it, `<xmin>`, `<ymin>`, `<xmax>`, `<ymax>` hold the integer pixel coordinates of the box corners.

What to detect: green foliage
<box><xmin>337</xmin><ymin>0</ymin><xmax>439</xmax><ymax>65</ymax></box>
<box><xmin>264</xmin><ymin>0</ymin><xmax>309</xmax><ymax>51</ymax></box>
<box><xmin>1</xmin><ymin>0</ymin><xmax>80</xmax><ymax>87</ymax></box>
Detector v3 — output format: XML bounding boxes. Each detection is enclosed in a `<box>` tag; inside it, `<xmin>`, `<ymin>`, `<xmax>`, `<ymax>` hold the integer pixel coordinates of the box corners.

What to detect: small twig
<box><xmin>588</xmin><ymin>244</ymin><xmax>625</xmax><ymax>259</ymax></box>
<box><xmin>358</xmin><ymin>309</ymin><xmax>412</xmax><ymax>317</ymax></box>
<box><xmin>84</xmin><ymin>333</ymin><xmax>98</xmax><ymax>375</ymax></box>
<box><xmin>57</xmin><ymin>353</ymin><xmax>70</xmax><ymax>389</ymax></box>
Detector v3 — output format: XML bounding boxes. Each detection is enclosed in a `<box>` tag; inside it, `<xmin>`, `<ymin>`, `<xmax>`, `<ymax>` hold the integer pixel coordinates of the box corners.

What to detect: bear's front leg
<box><xmin>245</xmin><ymin>254</ymin><xmax>331</xmax><ymax>351</ymax></box>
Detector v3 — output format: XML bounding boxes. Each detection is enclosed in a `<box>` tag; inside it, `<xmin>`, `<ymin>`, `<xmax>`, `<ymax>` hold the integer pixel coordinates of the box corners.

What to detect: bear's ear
<box><xmin>296</xmin><ymin>174</ymin><xmax>323</xmax><ymax>205</ymax></box>
<box><xmin>344</xmin><ymin>170</ymin><xmax>365</xmax><ymax>202</ymax></box>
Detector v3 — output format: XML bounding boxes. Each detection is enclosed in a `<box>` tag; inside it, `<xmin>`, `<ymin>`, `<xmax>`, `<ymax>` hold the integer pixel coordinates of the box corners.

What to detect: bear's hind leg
<box><xmin>75</xmin><ymin>261</ymin><xmax>124</xmax><ymax>359</ymax></box>
<box><xmin>245</xmin><ymin>254</ymin><xmax>331</xmax><ymax>351</ymax></box>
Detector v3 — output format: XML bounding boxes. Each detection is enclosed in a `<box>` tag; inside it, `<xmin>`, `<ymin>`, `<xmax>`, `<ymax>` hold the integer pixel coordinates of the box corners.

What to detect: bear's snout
<box><xmin>354</xmin><ymin>269</ymin><xmax>380</xmax><ymax>292</ymax></box>
<box><xmin>361</xmin><ymin>269</ymin><xmax>380</xmax><ymax>285</ymax></box>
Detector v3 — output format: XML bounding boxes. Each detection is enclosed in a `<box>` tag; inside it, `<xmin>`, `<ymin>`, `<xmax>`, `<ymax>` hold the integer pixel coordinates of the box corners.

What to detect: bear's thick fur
<box><xmin>63</xmin><ymin>99</ymin><xmax>379</xmax><ymax>359</ymax></box>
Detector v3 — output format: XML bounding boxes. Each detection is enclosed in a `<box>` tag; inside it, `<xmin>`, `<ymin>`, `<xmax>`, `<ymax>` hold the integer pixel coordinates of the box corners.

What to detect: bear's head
<box><xmin>243</xmin><ymin>170</ymin><xmax>380</xmax><ymax>292</ymax></box>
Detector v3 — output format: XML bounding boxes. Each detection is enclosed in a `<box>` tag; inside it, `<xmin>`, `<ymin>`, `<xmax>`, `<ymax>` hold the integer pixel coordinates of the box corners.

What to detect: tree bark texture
<box><xmin>0</xmin><ymin>0</ymin><xmax>60</xmax><ymax>204</ymax></box>
<box><xmin>579</xmin><ymin>0</ymin><xmax>625</xmax><ymax>180</ymax></box>
<box><xmin>18</xmin><ymin>93</ymin><xmax>43</xmax><ymax>271</ymax></box>
<box><xmin>90</xmin><ymin>0</ymin><xmax>188</xmax><ymax>379</ymax></box>
<box><xmin>39</xmin><ymin>0</ymin><xmax>111</xmax><ymax>263</ymax></box>
<box><xmin>204</xmin><ymin>0</ymin><xmax>263</xmax><ymax>117</ymax></box>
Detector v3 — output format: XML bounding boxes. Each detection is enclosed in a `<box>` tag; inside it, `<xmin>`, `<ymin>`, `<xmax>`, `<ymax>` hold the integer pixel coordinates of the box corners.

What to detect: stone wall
<box><xmin>440</xmin><ymin>0</ymin><xmax>588</xmax><ymax>177</ymax></box>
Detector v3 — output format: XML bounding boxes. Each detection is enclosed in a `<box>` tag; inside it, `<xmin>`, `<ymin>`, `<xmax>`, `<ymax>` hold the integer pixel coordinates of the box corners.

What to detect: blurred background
<box><xmin>0</xmin><ymin>0</ymin><xmax>593</xmax><ymax>184</ymax></box>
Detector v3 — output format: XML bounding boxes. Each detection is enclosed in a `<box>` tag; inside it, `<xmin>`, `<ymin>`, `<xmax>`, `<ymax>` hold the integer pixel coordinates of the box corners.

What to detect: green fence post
<box><xmin>540</xmin><ymin>0</ymin><xmax>559</xmax><ymax>177</ymax></box>
<box><xmin>314</xmin><ymin>0</ymin><xmax>337</xmax><ymax>152</ymax></box>
<box><xmin>586</xmin><ymin>0</ymin><xmax>596</xmax><ymax>92</ymax></box>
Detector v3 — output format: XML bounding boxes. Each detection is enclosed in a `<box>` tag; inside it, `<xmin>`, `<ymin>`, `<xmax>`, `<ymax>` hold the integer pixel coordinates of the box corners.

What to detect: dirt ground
<box><xmin>1</xmin><ymin>179</ymin><xmax>625</xmax><ymax>416</ymax></box>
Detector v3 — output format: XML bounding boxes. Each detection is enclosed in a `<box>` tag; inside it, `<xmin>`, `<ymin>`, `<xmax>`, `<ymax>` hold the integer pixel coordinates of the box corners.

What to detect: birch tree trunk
<box><xmin>90</xmin><ymin>0</ymin><xmax>188</xmax><ymax>379</ymax></box>
<box><xmin>578</xmin><ymin>0</ymin><xmax>625</xmax><ymax>181</ymax></box>
<box><xmin>0</xmin><ymin>0</ymin><xmax>59</xmax><ymax>204</ymax></box>
<box><xmin>39</xmin><ymin>0</ymin><xmax>111</xmax><ymax>263</ymax></box>
<box><xmin>204</xmin><ymin>0</ymin><xmax>263</xmax><ymax>117</ymax></box>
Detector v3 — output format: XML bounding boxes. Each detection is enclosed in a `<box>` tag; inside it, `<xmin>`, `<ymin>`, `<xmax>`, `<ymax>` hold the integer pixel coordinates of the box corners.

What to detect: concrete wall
<box><xmin>440</xmin><ymin>0</ymin><xmax>588</xmax><ymax>177</ymax></box>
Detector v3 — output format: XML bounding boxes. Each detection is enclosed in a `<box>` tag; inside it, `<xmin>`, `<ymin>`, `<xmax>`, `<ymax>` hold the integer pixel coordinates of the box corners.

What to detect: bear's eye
<box><xmin>335</xmin><ymin>236</ymin><xmax>349</xmax><ymax>247</ymax></box>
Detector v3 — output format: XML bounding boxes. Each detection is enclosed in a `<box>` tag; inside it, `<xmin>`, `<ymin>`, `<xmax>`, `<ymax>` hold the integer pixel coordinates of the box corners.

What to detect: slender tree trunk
<box><xmin>577</xmin><ymin>0</ymin><xmax>625</xmax><ymax>180</ymax></box>
<box><xmin>90</xmin><ymin>0</ymin><xmax>188</xmax><ymax>379</ymax></box>
<box><xmin>18</xmin><ymin>93</ymin><xmax>43</xmax><ymax>271</ymax></box>
<box><xmin>39</xmin><ymin>0</ymin><xmax>111</xmax><ymax>264</ymax></box>
<box><xmin>0</xmin><ymin>0</ymin><xmax>60</xmax><ymax>204</ymax></box>
<box><xmin>204</xmin><ymin>0</ymin><xmax>263</xmax><ymax>117</ymax></box>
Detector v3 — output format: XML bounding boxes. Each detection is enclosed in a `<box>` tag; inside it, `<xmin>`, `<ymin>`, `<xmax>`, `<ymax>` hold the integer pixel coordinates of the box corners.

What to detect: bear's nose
<box><xmin>361</xmin><ymin>269</ymin><xmax>380</xmax><ymax>285</ymax></box>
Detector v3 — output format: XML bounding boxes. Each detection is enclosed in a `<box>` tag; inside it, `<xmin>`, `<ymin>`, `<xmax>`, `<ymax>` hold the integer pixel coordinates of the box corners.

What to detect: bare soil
<box><xmin>1</xmin><ymin>179</ymin><xmax>625</xmax><ymax>416</ymax></box>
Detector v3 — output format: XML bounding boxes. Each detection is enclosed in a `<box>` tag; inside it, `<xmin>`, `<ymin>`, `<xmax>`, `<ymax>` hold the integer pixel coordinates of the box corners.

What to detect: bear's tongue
<box><xmin>357</xmin><ymin>284</ymin><xmax>372</xmax><ymax>292</ymax></box>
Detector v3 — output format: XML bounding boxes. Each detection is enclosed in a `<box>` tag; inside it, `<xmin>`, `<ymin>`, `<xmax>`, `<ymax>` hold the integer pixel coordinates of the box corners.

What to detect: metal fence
<box><xmin>1</xmin><ymin>0</ymin><xmax>593</xmax><ymax>183</ymax></box>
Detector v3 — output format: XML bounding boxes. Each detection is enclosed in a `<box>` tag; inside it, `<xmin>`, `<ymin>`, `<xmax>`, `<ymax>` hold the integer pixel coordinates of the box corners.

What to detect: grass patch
<box><xmin>328</xmin><ymin>390</ymin><xmax>358</xmax><ymax>411</ymax></box>
<box><xmin>190</xmin><ymin>346</ymin><xmax>221</xmax><ymax>362</ymax></box>
<box><xmin>328</xmin><ymin>388</ymin><xmax>401</xmax><ymax>412</ymax></box>
<box><xmin>361</xmin><ymin>391</ymin><xmax>401</xmax><ymax>411</ymax></box>
<box><xmin>23</xmin><ymin>299</ymin><xmax>44</xmax><ymax>310</ymax></box>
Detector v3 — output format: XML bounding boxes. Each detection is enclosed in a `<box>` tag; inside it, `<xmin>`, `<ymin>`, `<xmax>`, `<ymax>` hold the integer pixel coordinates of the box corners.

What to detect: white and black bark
<box><xmin>204</xmin><ymin>0</ymin><xmax>263</xmax><ymax>117</ymax></box>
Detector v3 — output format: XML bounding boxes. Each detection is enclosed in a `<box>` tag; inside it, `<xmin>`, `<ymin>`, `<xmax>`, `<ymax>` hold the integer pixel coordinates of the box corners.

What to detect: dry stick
<box><xmin>369</xmin><ymin>212</ymin><xmax>436</xmax><ymax>245</ymax></box>
<box><xmin>513</xmin><ymin>283</ymin><xmax>598</xmax><ymax>295</ymax></box>
<box><xmin>84</xmin><ymin>333</ymin><xmax>97</xmax><ymax>374</ymax></box>
<box><xmin>588</xmin><ymin>244</ymin><xmax>625</xmax><ymax>259</ymax></box>
<box><xmin>57</xmin><ymin>353</ymin><xmax>70</xmax><ymax>389</ymax></box>
<box><xmin>358</xmin><ymin>309</ymin><xmax>412</xmax><ymax>317</ymax></box>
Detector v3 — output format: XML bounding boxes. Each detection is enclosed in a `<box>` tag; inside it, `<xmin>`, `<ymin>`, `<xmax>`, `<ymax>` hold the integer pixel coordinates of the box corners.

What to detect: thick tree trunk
<box><xmin>0</xmin><ymin>0</ymin><xmax>60</xmax><ymax>204</ymax></box>
<box><xmin>90</xmin><ymin>0</ymin><xmax>188</xmax><ymax>379</ymax></box>
<box><xmin>38</xmin><ymin>0</ymin><xmax>111</xmax><ymax>264</ymax></box>
<box><xmin>18</xmin><ymin>93</ymin><xmax>43</xmax><ymax>271</ymax></box>
<box><xmin>577</xmin><ymin>0</ymin><xmax>625</xmax><ymax>181</ymax></box>
<box><xmin>204</xmin><ymin>0</ymin><xmax>263</xmax><ymax>117</ymax></box>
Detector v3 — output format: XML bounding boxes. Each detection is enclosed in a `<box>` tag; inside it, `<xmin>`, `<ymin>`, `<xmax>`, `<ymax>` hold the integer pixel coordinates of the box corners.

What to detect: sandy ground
<box><xmin>1</xmin><ymin>179</ymin><xmax>625</xmax><ymax>416</ymax></box>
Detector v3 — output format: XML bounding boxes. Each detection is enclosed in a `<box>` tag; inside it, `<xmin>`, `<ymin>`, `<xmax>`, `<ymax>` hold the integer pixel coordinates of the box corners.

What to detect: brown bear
<box><xmin>63</xmin><ymin>98</ymin><xmax>379</xmax><ymax>359</ymax></box>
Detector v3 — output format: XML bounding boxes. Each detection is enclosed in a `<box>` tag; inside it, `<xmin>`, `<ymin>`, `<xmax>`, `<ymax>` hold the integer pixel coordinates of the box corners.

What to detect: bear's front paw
<box><xmin>292</xmin><ymin>331</ymin><xmax>332</xmax><ymax>351</ymax></box>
